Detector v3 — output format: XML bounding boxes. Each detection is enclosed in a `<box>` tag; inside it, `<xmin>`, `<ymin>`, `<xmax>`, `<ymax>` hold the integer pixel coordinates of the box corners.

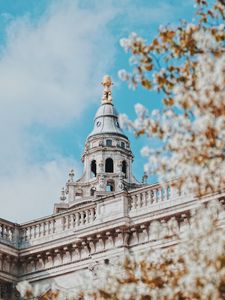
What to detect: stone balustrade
<box><xmin>0</xmin><ymin>182</ymin><xmax>216</xmax><ymax>250</ymax></box>
<box><xmin>0</xmin><ymin>219</ymin><xmax>18</xmax><ymax>246</ymax></box>
<box><xmin>19</xmin><ymin>205</ymin><xmax>97</xmax><ymax>247</ymax></box>
<box><xmin>128</xmin><ymin>183</ymin><xmax>188</xmax><ymax>214</ymax></box>
<box><xmin>0</xmin><ymin>183</ymin><xmax>189</xmax><ymax>249</ymax></box>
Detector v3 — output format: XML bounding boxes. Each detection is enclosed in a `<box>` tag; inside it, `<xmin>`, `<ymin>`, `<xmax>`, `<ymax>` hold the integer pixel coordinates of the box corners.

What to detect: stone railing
<box><xmin>128</xmin><ymin>183</ymin><xmax>191</xmax><ymax>215</ymax></box>
<box><xmin>0</xmin><ymin>182</ymin><xmax>198</xmax><ymax>250</ymax></box>
<box><xmin>0</xmin><ymin>218</ymin><xmax>18</xmax><ymax>247</ymax></box>
<box><xmin>19</xmin><ymin>204</ymin><xmax>97</xmax><ymax>248</ymax></box>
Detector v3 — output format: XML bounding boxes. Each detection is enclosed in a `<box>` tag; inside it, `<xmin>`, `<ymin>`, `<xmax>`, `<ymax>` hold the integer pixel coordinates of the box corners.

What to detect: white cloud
<box><xmin>0</xmin><ymin>1</ymin><xmax>116</xmax><ymax>126</ymax></box>
<box><xmin>0</xmin><ymin>0</ymin><xmax>117</xmax><ymax>222</ymax></box>
<box><xmin>0</xmin><ymin>158</ymin><xmax>81</xmax><ymax>223</ymax></box>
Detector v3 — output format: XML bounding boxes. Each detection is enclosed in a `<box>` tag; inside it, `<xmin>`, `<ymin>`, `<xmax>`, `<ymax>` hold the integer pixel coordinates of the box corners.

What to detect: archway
<box><xmin>122</xmin><ymin>160</ymin><xmax>127</xmax><ymax>178</ymax></box>
<box><xmin>105</xmin><ymin>158</ymin><xmax>114</xmax><ymax>173</ymax></box>
<box><xmin>91</xmin><ymin>160</ymin><xmax>97</xmax><ymax>177</ymax></box>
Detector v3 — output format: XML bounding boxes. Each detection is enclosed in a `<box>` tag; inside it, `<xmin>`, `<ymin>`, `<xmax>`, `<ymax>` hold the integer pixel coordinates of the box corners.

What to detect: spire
<box><xmin>101</xmin><ymin>75</ymin><xmax>113</xmax><ymax>104</ymax></box>
<box><xmin>88</xmin><ymin>75</ymin><xmax>127</xmax><ymax>139</ymax></box>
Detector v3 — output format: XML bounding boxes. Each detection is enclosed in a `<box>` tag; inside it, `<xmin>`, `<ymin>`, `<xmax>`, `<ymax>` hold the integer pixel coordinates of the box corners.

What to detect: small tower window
<box><xmin>106</xmin><ymin>139</ymin><xmax>112</xmax><ymax>146</ymax></box>
<box><xmin>90</xmin><ymin>187</ymin><xmax>96</xmax><ymax>196</ymax></box>
<box><xmin>121</xmin><ymin>141</ymin><xmax>125</xmax><ymax>148</ymax></box>
<box><xmin>105</xmin><ymin>158</ymin><xmax>114</xmax><ymax>173</ymax></box>
<box><xmin>122</xmin><ymin>160</ymin><xmax>127</xmax><ymax>179</ymax></box>
<box><xmin>106</xmin><ymin>180</ymin><xmax>115</xmax><ymax>192</ymax></box>
<box><xmin>91</xmin><ymin>160</ymin><xmax>97</xmax><ymax>177</ymax></box>
<box><xmin>75</xmin><ymin>189</ymin><xmax>83</xmax><ymax>198</ymax></box>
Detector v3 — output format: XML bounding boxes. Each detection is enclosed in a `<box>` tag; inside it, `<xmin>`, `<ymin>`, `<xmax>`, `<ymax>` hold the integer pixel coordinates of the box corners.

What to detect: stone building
<box><xmin>0</xmin><ymin>76</ymin><xmax>224</xmax><ymax>299</ymax></box>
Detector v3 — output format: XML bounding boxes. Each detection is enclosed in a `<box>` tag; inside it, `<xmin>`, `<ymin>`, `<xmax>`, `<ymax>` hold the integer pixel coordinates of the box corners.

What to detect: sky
<box><xmin>0</xmin><ymin>0</ymin><xmax>195</xmax><ymax>223</ymax></box>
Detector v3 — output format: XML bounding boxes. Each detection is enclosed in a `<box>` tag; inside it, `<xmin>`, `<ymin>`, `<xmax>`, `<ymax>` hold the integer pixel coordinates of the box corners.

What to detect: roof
<box><xmin>88</xmin><ymin>103</ymin><xmax>128</xmax><ymax>139</ymax></box>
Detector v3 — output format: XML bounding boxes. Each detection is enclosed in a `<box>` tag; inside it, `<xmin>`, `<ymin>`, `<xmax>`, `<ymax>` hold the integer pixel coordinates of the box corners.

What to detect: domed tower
<box><xmin>57</xmin><ymin>76</ymin><xmax>140</xmax><ymax>210</ymax></box>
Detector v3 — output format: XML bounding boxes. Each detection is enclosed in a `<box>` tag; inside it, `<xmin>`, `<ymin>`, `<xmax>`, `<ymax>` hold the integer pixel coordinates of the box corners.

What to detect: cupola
<box><xmin>55</xmin><ymin>76</ymin><xmax>141</xmax><ymax>211</ymax></box>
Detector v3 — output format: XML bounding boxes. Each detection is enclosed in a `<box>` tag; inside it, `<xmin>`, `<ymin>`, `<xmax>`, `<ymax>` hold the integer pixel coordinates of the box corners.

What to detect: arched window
<box><xmin>90</xmin><ymin>187</ymin><xmax>96</xmax><ymax>196</ymax></box>
<box><xmin>122</xmin><ymin>160</ymin><xmax>127</xmax><ymax>178</ymax></box>
<box><xmin>106</xmin><ymin>180</ymin><xmax>115</xmax><ymax>192</ymax></box>
<box><xmin>91</xmin><ymin>160</ymin><xmax>96</xmax><ymax>177</ymax></box>
<box><xmin>105</xmin><ymin>158</ymin><xmax>113</xmax><ymax>173</ymax></box>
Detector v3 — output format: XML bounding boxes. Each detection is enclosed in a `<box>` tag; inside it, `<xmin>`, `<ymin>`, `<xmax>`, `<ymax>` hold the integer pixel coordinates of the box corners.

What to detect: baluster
<box><xmin>38</xmin><ymin>223</ymin><xmax>41</xmax><ymax>237</ymax></box>
<box><xmin>133</xmin><ymin>195</ymin><xmax>136</xmax><ymax>209</ymax></box>
<box><xmin>86</xmin><ymin>210</ymin><xmax>90</xmax><ymax>224</ymax></box>
<box><xmin>68</xmin><ymin>214</ymin><xmax>72</xmax><ymax>229</ymax></box>
<box><xmin>71</xmin><ymin>214</ymin><xmax>75</xmax><ymax>228</ymax></box>
<box><xmin>154</xmin><ymin>189</ymin><xmax>158</xmax><ymax>203</ymax></box>
<box><xmin>29</xmin><ymin>226</ymin><xmax>32</xmax><ymax>240</ymax></box>
<box><xmin>48</xmin><ymin>220</ymin><xmax>53</xmax><ymax>234</ymax></box>
<box><xmin>2</xmin><ymin>225</ymin><xmax>6</xmax><ymax>240</ymax></box>
<box><xmin>20</xmin><ymin>229</ymin><xmax>24</xmax><ymax>243</ymax></box>
<box><xmin>80</xmin><ymin>211</ymin><xmax>84</xmax><ymax>225</ymax></box>
<box><xmin>159</xmin><ymin>188</ymin><xmax>163</xmax><ymax>202</ymax></box>
<box><xmin>33</xmin><ymin>225</ymin><xmax>37</xmax><ymax>239</ymax></box>
<box><xmin>41</xmin><ymin>223</ymin><xmax>44</xmax><ymax>237</ymax></box>
<box><xmin>161</xmin><ymin>188</ymin><xmax>165</xmax><ymax>201</ymax></box>
<box><xmin>53</xmin><ymin>219</ymin><xmax>56</xmax><ymax>233</ymax></box>
<box><xmin>66</xmin><ymin>215</ymin><xmax>69</xmax><ymax>229</ymax></box>
<box><xmin>89</xmin><ymin>210</ymin><xmax>93</xmax><ymax>223</ymax></box>
<box><xmin>157</xmin><ymin>188</ymin><xmax>161</xmax><ymax>202</ymax></box>
<box><xmin>43</xmin><ymin>222</ymin><xmax>46</xmax><ymax>236</ymax></box>
<box><xmin>75</xmin><ymin>212</ymin><xmax>80</xmax><ymax>227</ymax></box>
<box><xmin>7</xmin><ymin>227</ymin><xmax>11</xmax><ymax>241</ymax></box>
<box><xmin>143</xmin><ymin>192</ymin><xmax>148</xmax><ymax>206</ymax></box>
<box><xmin>140</xmin><ymin>193</ymin><xmax>143</xmax><ymax>207</ymax></box>
<box><xmin>62</xmin><ymin>217</ymin><xmax>66</xmax><ymax>231</ymax></box>
<box><xmin>4</xmin><ymin>226</ymin><xmax>7</xmax><ymax>240</ymax></box>
<box><xmin>155</xmin><ymin>188</ymin><xmax>158</xmax><ymax>203</ymax></box>
<box><xmin>150</xmin><ymin>190</ymin><xmax>154</xmax><ymax>204</ymax></box>
<box><xmin>84</xmin><ymin>211</ymin><xmax>87</xmax><ymax>224</ymax></box>
<box><xmin>3</xmin><ymin>225</ymin><xmax>6</xmax><ymax>239</ymax></box>
<box><xmin>11</xmin><ymin>227</ymin><xmax>16</xmax><ymax>242</ymax></box>
<box><xmin>24</xmin><ymin>228</ymin><xmax>28</xmax><ymax>242</ymax></box>
<box><xmin>130</xmin><ymin>196</ymin><xmax>135</xmax><ymax>210</ymax></box>
<box><xmin>93</xmin><ymin>208</ymin><xmax>96</xmax><ymax>220</ymax></box>
<box><xmin>148</xmin><ymin>190</ymin><xmax>152</xmax><ymax>205</ymax></box>
<box><xmin>9</xmin><ymin>227</ymin><xmax>13</xmax><ymax>240</ymax></box>
<box><xmin>6</xmin><ymin>226</ymin><xmax>10</xmax><ymax>240</ymax></box>
<box><xmin>135</xmin><ymin>194</ymin><xmax>140</xmax><ymax>208</ymax></box>
<box><xmin>166</xmin><ymin>185</ymin><xmax>171</xmax><ymax>200</ymax></box>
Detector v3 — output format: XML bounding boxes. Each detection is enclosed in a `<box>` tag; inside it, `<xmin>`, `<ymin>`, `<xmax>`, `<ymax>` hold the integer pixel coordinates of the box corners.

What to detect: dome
<box><xmin>88</xmin><ymin>103</ymin><xmax>127</xmax><ymax>139</ymax></box>
<box><xmin>94</xmin><ymin>103</ymin><xmax>118</xmax><ymax>119</ymax></box>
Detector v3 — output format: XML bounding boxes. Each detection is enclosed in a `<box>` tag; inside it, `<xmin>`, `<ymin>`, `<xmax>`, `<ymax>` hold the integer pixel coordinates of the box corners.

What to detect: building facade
<box><xmin>0</xmin><ymin>76</ymin><xmax>224</xmax><ymax>299</ymax></box>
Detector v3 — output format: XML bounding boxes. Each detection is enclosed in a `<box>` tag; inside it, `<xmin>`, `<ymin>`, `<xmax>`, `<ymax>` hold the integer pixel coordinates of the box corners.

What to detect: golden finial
<box><xmin>101</xmin><ymin>75</ymin><xmax>113</xmax><ymax>104</ymax></box>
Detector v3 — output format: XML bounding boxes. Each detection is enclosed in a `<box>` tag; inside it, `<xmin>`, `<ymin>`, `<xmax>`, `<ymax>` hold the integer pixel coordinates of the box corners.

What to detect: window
<box><xmin>122</xmin><ymin>160</ymin><xmax>127</xmax><ymax>178</ymax></box>
<box><xmin>91</xmin><ymin>160</ymin><xmax>97</xmax><ymax>177</ymax></box>
<box><xmin>121</xmin><ymin>141</ymin><xmax>125</xmax><ymax>148</ymax></box>
<box><xmin>75</xmin><ymin>189</ymin><xmax>83</xmax><ymax>198</ymax></box>
<box><xmin>96</xmin><ymin>121</ymin><xmax>101</xmax><ymax>127</ymax></box>
<box><xmin>105</xmin><ymin>158</ymin><xmax>114</xmax><ymax>173</ymax></box>
<box><xmin>106</xmin><ymin>180</ymin><xmax>114</xmax><ymax>192</ymax></box>
<box><xmin>106</xmin><ymin>139</ymin><xmax>112</xmax><ymax>146</ymax></box>
<box><xmin>90</xmin><ymin>187</ymin><xmax>96</xmax><ymax>196</ymax></box>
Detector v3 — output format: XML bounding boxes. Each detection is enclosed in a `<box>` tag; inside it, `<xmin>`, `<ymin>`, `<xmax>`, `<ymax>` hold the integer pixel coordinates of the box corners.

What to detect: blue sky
<box><xmin>0</xmin><ymin>0</ymin><xmax>195</xmax><ymax>222</ymax></box>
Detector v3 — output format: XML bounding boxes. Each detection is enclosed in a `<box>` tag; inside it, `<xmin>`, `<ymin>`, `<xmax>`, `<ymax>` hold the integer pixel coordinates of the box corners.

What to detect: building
<box><xmin>0</xmin><ymin>76</ymin><xmax>224</xmax><ymax>299</ymax></box>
